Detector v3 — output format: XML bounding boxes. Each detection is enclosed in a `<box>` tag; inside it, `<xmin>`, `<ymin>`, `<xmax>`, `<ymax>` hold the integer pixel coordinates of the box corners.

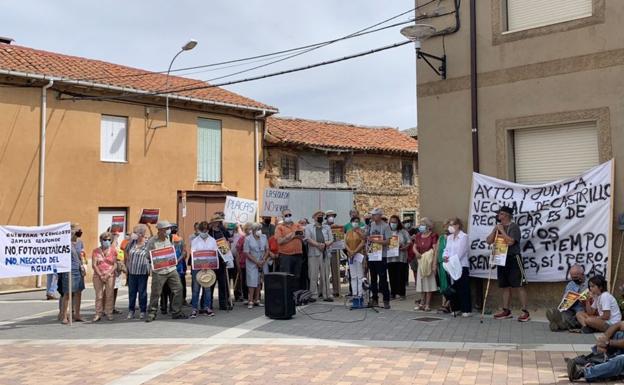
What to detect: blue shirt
<box><xmin>564</xmin><ymin>279</ymin><xmax>588</xmax><ymax>313</ymax></box>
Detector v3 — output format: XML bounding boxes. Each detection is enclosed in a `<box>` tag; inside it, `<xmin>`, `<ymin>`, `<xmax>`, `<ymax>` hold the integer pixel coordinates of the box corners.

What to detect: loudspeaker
<box><xmin>264</xmin><ymin>272</ymin><xmax>297</xmax><ymax>319</ymax></box>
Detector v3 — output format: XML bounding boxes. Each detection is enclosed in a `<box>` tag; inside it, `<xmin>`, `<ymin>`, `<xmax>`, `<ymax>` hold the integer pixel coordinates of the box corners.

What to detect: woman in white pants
<box><xmin>345</xmin><ymin>217</ymin><xmax>365</xmax><ymax>304</ymax></box>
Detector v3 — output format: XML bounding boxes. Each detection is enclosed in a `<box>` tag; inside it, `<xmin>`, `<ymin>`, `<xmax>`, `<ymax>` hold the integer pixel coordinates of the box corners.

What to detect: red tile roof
<box><xmin>266</xmin><ymin>117</ymin><xmax>418</xmax><ymax>154</ymax></box>
<box><xmin>0</xmin><ymin>43</ymin><xmax>277</xmax><ymax>112</ymax></box>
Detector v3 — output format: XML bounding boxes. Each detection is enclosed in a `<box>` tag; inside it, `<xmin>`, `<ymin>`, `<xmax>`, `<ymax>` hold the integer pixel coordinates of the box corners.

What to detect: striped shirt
<box><xmin>127</xmin><ymin>242</ymin><xmax>150</xmax><ymax>275</ymax></box>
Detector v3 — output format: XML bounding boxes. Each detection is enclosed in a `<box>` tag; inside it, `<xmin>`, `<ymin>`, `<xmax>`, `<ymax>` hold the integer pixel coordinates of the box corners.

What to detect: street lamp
<box><xmin>400</xmin><ymin>24</ymin><xmax>446</xmax><ymax>79</ymax></box>
<box><xmin>154</xmin><ymin>39</ymin><xmax>198</xmax><ymax>129</ymax></box>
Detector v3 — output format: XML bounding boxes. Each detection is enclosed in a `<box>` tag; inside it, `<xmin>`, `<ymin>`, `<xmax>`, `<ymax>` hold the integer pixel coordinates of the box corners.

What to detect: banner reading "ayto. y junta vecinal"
<box><xmin>0</xmin><ymin>222</ymin><xmax>72</xmax><ymax>278</ymax></box>
<box><xmin>468</xmin><ymin>160</ymin><xmax>613</xmax><ymax>282</ymax></box>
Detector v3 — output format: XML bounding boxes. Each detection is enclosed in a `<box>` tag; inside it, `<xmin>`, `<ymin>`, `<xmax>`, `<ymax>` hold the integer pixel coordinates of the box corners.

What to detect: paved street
<box><xmin>0</xmin><ymin>285</ymin><xmax>607</xmax><ymax>384</ymax></box>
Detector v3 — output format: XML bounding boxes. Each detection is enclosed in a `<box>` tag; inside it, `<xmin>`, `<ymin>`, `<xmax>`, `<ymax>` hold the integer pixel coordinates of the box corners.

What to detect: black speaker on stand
<box><xmin>264</xmin><ymin>272</ymin><xmax>297</xmax><ymax>319</ymax></box>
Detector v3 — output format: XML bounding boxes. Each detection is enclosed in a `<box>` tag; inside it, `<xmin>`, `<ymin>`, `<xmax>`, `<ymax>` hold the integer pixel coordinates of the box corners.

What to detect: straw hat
<box><xmin>209</xmin><ymin>214</ymin><xmax>224</xmax><ymax>224</ymax></box>
<box><xmin>196</xmin><ymin>269</ymin><xmax>216</xmax><ymax>288</ymax></box>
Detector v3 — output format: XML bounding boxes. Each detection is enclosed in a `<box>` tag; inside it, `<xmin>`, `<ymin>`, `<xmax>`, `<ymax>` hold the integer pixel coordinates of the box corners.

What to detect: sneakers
<box><xmin>461</xmin><ymin>312</ymin><xmax>472</xmax><ymax>318</ymax></box>
<box><xmin>139</xmin><ymin>312</ymin><xmax>145</xmax><ymax>320</ymax></box>
<box><xmin>518</xmin><ymin>310</ymin><xmax>531</xmax><ymax>322</ymax></box>
<box><xmin>581</xmin><ymin>326</ymin><xmax>595</xmax><ymax>334</ymax></box>
<box><xmin>145</xmin><ymin>313</ymin><xmax>156</xmax><ymax>323</ymax></box>
<box><xmin>190</xmin><ymin>310</ymin><xmax>198</xmax><ymax>319</ymax></box>
<box><xmin>171</xmin><ymin>312</ymin><xmax>188</xmax><ymax>320</ymax></box>
<box><xmin>205</xmin><ymin>309</ymin><xmax>215</xmax><ymax>317</ymax></box>
<box><xmin>383</xmin><ymin>301</ymin><xmax>391</xmax><ymax>309</ymax></box>
<box><xmin>567</xmin><ymin>358</ymin><xmax>585</xmax><ymax>381</ymax></box>
<box><xmin>494</xmin><ymin>308</ymin><xmax>513</xmax><ymax>320</ymax></box>
<box><xmin>545</xmin><ymin>309</ymin><xmax>564</xmax><ymax>331</ymax></box>
<box><xmin>127</xmin><ymin>311</ymin><xmax>135</xmax><ymax>320</ymax></box>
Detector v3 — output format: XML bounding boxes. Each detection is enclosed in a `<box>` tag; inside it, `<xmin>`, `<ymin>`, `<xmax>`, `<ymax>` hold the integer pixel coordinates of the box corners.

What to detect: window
<box><xmin>100</xmin><ymin>115</ymin><xmax>127</xmax><ymax>162</ymax></box>
<box><xmin>280</xmin><ymin>155</ymin><xmax>298</xmax><ymax>181</ymax></box>
<box><xmin>97</xmin><ymin>208</ymin><xmax>128</xmax><ymax>236</ymax></box>
<box><xmin>329</xmin><ymin>160</ymin><xmax>345</xmax><ymax>184</ymax></box>
<box><xmin>505</xmin><ymin>0</ymin><xmax>592</xmax><ymax>33</ymax></box>
<box><xmin>197</xmin><ymin>118</ymin><xmax>222</xmax><ymax>182</ymax></box>
<box><xmin>513</xmin><ymin>123</ymin><xmax>599</xmax><ymax>184</ymax></box>
<box><xmin>401</xmin><ymin>161</ymin><xmax>414</xmax><ymax>186</ymax></box>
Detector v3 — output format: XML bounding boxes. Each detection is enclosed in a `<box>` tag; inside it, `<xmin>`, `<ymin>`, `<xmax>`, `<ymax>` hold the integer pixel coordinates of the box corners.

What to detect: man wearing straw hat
<box><xmin>208</xmin><ymin>213</ymin><xmax>232</xmax><ymax>311</ymax></box>
<box><xmin>145</xmin><ymin>220</ymin><xmax>187</xmax><ymax>322</ymax></box>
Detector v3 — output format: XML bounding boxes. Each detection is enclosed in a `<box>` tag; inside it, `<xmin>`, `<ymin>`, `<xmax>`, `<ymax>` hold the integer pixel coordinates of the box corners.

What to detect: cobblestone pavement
<box><xmin>0</xmin><ymin>286</ymin><xmax>610</xmax><ymax>385</ymax></box>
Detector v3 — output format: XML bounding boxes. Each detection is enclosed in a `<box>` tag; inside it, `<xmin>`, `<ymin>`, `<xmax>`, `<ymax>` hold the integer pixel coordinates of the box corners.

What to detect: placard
<box><xmin>329</xmin><ymin>225</ymin><xmax>345</xmax><ymax>251</ymax></box>
<box><xmin>139</xmin><ymin>209</ymin><xmax>160</xmax><ymax>224</ymax></box>
<box><xmin>191</xmin><ymin>249</ymin><xmax>219</xmax><ymax>270</ymax></box>
<box><xmin>216</xmin><ymin>237</ymin><xmax>234</xmax><ymax>264</ymax></box>
<box><xmin>149</xmin><ymin>246</ymin><xmax>177</xmax><ymax>271</ymax></box>
<box><xmin>110</xmin><ymin>215</ymin><xmax>125</xmax><ymax>234</ymax></box>
<box><xmin>557</xmin><ymin>291</ymin><xmax>581</xmax><ymax>312</ymax></box>
<box><xmin>387</xmin><ymin>234</ymin><xmax>399</xmax><ymax>258</ymax></box>
<box><xmin>262</xmin><ymin>188</ymin><xmax>290</xmax><ymax>217</ymax></box>
<box><xmin>0</xmin><ymin>222</ymin><xmax>71</xmax><ymax>277</ymax></box>
<box><xmin>368</xmin><ymin>235</ymin><xmax>383</xmax><ymax>261</ymax></box>
<box><xmin>468</xmin><ymin>160</ymin><xmax>613</xmax><ymax>282</ymax></box>
<box><xmin>492</xmin><ymin>234</ymin><xmax>508</xmax><ymax>267</ymax></box>
<box><xmin>224</xmin><ymin>196</ymin><xmax>258</xmax><ymax>224</ymax></box>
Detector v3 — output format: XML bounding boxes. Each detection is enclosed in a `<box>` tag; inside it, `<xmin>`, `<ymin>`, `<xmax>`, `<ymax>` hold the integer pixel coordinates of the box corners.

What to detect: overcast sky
<box><xmin>3</xmin><ymin>1</ymin><xmax>417</xmax><ymax>129</ymax></box>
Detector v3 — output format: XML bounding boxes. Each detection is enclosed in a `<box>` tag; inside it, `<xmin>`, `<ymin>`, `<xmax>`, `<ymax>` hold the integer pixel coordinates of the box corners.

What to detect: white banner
<box><xmin>0</xmin><ymin>222</ymin><xmax>72</xmax><ymax>278</ymax></box>
<box><xmin>262</xmin><ymin>188</ymin><xmax>290</xmax><ymax>217</ymax></box>
<box><xmin>468</xmin><ymin>160</ymin><xmax>613</xmax><ymax>282</ymax></box>
<box><xmin>224</xmin><ymin>196</ymin><xmax>258</xmax><ymax>224</ymax></box>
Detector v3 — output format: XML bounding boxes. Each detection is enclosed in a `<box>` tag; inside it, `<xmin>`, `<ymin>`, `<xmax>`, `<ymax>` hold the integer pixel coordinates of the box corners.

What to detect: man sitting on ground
<box><xmin>568</xmin><ymin>321</ymin><xmax>624</xmax><ymax>381</ymax></box>
<box><xmin>546</xmin><ymin>264</ymin><xmax>587</xmax><ymax>332</ymax></box>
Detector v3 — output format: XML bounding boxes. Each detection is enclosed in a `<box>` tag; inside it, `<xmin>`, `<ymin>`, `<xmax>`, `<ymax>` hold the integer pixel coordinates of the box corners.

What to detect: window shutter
<box><xmin>100</xmin><ymin>115</ymin><xmax>127</xmax><ymax>162</ymax></box>
<box><xmin>514</xmin><ymin>123</ymin><xmax>599</xmax><ymax>184</ymax></box>
<box><xmin>506</xmin><ymin>0</ymin><xmax>592</xmax><ymax>32</ymax></box>
<box><xmin>197</xmin><ymin>118</ymin><xmax>222</xmax><ymax>182</ymax></box>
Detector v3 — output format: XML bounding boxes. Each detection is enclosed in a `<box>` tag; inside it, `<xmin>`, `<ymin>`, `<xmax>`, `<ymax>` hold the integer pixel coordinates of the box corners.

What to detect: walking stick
<box><xmin>480</xmin><ymin>229</ymin><xmax>499</xmax><ymax>324</ymax></box>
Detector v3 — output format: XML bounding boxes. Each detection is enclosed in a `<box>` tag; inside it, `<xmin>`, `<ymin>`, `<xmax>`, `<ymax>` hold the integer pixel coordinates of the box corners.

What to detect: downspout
<box><xmin>254</xmin><ymin>110</ymin><xmax>267</xmax><ymax>221</ymax></box>
<box><xmin>470</xmin><ymin>0</ymin><xmax>479</xmax><ymax>173</ymax></box>
<box><xmin>36</xmin><ymin>79</ymin><xmax>54</xmax><ymax>288</ymax></box>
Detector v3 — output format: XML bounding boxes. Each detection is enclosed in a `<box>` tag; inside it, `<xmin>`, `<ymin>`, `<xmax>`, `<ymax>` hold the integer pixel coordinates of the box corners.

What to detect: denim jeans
<box><xmin>128</xmin><ymin>274</ymin><xmax>148</xmax><ymax>313</ymax></box>
<box><xmin>191</xmin><ymin>270</ymin><xmax>213</xmax><ymax>311</ymax></box>
<box><xmin>585</xmin><ymin>354</ymin><xmax>624</xmax><ymax>381</ymax></box>
<box><xmin>46</xmin><ymin>273</ymin><xmax>58</xmax><ymax>295</ymax></box>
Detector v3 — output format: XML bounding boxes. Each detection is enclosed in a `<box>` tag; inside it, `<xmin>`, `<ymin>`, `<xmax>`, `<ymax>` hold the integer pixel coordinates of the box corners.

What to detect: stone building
<box><xmin>264</xmin><ymin>117</ymin><xmax>419</xmax><ymax>225</ymax></box>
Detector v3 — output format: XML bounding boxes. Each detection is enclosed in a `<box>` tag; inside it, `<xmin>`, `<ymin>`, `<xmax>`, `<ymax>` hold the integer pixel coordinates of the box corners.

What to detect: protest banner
<box><xmin>216</xmin><ymin>238</ymin><xmax>234</xmax><ymax>266</ymax></box>
<box><xmin>0</xmin><ymin>222</ymin><xmax>71</xmax><ymax>278</ymax></box>
<box><xmin>329</xmin><ymin>225</ymin><xmax>345</xmax><ymax>251</ymax></box>
<box><xmin>387</xmin><ymin>234</ymin><xmax>400</xmax><ymax>258</ymax></box>
<box><xmin>468</xmin><ymin>160</ymin><xmax>614</xmax><ymax>282</ymax></box>
<box><xmin>149</xmin><ymin>246</ymin><xmax>177</xmax><ymax>271</ymax></box>
<box><xmin>110</xmin><ymin>215</ymin><xmax>125</xmax><ymax>234</ymax></box>
<box><xmin>191</xmin><ymin>249</ymin><xmax>219</xmax><ymax>270</ymax></box>
<box><xmin>368</xmin><ymin>235</ymin><xmax>383</xmax><ymax>261</ymax></box>
<box><xmin>224</xmin><ymin>196</ymin><xmax>257</xmax><ymax>224</ymax></box>
<box><xmin>262</xmin><ymin>188</ymin><xmax>290</xmax><ymax>217</ymax></box>
<box><xmin>139</xmin><ymin>209</ymin><xmax>160</xmax><ymax>224</ymax></box>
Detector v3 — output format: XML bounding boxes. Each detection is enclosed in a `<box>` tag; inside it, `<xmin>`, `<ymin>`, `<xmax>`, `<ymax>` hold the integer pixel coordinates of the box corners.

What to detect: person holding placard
<box><xmin>412</xmin><ymin>217</ymin><xmax>438</xmax><ymax>312</ymax></box>
<box><xmin>345</xmin><ymin>216</ymin><xmax>365</xmax><ymax>307</ymax></box>
<box><xmin>545</xmin><ymin>264</ymin><xmax>586</xmax><ymax>331</ymax></box>
<box><xmin>366</xmin><ymin>208</ymin><xmax>392</xmax><ymax>309</ymax></box>
<box><xmin>387</xmin><ymin>215</ymin><xmax>410</xmax><ymax>301</ymax></box>
<box><xmin>92</xmin><ymin>231</ymin><xmax>117</xmax><ymax>322</ymax></box>
<box><xmin>324</xmin><ymin>210</ymin><xmax>342</xmax><ymax>298</ymax></box>
<box><xmin>244</xmin><ymin>223</ymin><xmax>269</xmax><ymax>308</ymax></box>
<box><xmin>189</xmin><ymin>221</ymin><xmax>217</xmax><ymax>318</ymax></box>
<box><xmin>208</xmin><ymin>214</ymin><xmax>233</xmax><ymax>311</ymax></box>
<box><xmin>125</xmin><ymin>224</ymin><xmax>150</xmax><ymax>320</ymax></box>
<box><xmin>486</xmin><ymin>206</ymin><xmax>529</xmax><ymax>322</ymax></box>
<box><xmin>306</xmin><ymin>210</ymin><xmax>333</xmax><ymax>302</ymax></box>
<box><xmin>145</xmin><ymin>221</ymin><xmax>187</xmax><ymax>322</ymax></box>
<box><xmin>443</xmin><ymin>218</ymin><xmax>471</xmax><ymax>317</ymax></box>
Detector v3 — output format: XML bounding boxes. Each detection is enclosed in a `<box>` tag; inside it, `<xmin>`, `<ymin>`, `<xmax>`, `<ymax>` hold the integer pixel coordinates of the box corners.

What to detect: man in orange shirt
<box><xmin>276</xmin><ymin>209</ymin><xmax>305</xmax><ymax>284</ymax></box>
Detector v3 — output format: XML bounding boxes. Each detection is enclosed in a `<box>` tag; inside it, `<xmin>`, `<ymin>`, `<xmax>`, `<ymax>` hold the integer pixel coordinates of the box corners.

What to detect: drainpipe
<box><xmin>470</xmin><ymin>0</ymin><xmax>479</xmax><ymax>173</ymax></box>
<box><xmin>254</xmin><ymin>110</ymin><xmax>267</xmax><ymax>221</ymax></box>
<box><xmin>36</xmin><ymin>79</ymin><xmax>54</xmax><ymax>288</ymax></box>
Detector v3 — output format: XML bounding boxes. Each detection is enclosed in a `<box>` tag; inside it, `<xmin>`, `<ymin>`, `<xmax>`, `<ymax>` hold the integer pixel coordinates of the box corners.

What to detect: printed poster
<box><xmin>191</xmin><ymin>249</ymin><xmax>219</xmax><ymax>270</ymax></box>
<box><xmin>387</xmin><ymin>234</ymin><xmax>400</xmax><ymax>258</ymax></box>
<box><xmin>330</xmin><ymin>225</ymin><xmax>345</xmax><ymax>251</ymax></box>
<box><xmin>139</xmin><ymin>209</ymin><xmax>160</xmax><ymax>224</ymax></box>
<box><xmin>110</xmin><ymin>215</ymin><xmax>125</xmax><ymax>234</ymax></box>
<box><xmin>368</xmin><ymin>235</ymin><xmax>383</xmax><ymax>261</ymax></box>
<box><xmin>216</xmin><ymin>238</ymin><xmax>234</xmax><ymax>264</ymax></box>
<box><xmin>492</xmin><ymin>234</ymin><xmax>508</xmax><ymax>267</ymax></box>
<box><xmin>150</xmin><ymin>246</ymin><xmax>177</xmax><ymax>271</ymax></box>
<box><xmin>557</xmin><ymin>291</ymin><xmax>581</xmax><ymax>312</ymax></box>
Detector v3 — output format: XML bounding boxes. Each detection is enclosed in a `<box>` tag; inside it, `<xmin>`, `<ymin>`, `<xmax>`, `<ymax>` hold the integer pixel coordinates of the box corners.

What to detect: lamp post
<box><xmin>156</xmin><ymin>39</ymin><xmax>198</xmax><ymax>129</ymax></box>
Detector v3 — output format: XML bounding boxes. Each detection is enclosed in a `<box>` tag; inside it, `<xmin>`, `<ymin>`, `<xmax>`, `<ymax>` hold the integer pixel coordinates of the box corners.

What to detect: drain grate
<box><xmin>412</xmin><ymin>316</ymin><xmax>444</xmax><ymax>322</ymax></box>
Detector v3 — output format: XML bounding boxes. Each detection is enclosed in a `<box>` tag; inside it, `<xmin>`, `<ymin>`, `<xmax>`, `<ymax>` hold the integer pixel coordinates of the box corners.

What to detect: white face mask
<box><xmin>351</xmin><ymin>222</ymin><xmax>359</xmax><ymax>228</ymax></box>
<box><xmin>284</xmin><ymin>216</ymin><xmax>293</xmax><ymax>223</ymax></box>
<box><xmin>130</xmin><ymin>233</ymin><xmax>138</xmax><ymax>241</ymax></box>
<box><xmin>255</xmin><ymin>230</ymin><xmax>262</xmax><ymax>237</ymax></box>
<box><xmin>327</xmin><ymin>216</ymin><xmax>335</xmax><ymax>224</ymax></box>
<box><xmin>448</xmin><ymin>225</ymin><xmax>456</xmax><ymax>234</ymax></box>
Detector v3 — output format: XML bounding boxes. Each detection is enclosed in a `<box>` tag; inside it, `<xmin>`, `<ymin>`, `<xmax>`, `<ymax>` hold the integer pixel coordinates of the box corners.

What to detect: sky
<box><xmin>2</xmin><ymin>1</ymin><xmax>418</xmax><ymax>129</ymax></box>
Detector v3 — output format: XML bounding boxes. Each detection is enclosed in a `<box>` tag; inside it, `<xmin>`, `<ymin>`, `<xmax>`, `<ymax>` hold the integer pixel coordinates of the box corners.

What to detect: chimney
<box><xmin>0</xmin><ymin>36</ymin><xmax>15</xmax><ymax>44</ymax></box>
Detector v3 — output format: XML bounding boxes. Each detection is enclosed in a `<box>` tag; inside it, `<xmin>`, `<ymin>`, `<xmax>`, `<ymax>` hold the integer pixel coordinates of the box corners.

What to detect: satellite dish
<box><xmin>400</xmin><ymin>24</ymin><xmax>437</xmax><ymax>42</ymax></box>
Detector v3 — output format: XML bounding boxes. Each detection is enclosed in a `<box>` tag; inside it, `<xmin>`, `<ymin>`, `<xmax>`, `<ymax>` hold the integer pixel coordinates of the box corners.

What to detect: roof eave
<box><xmin>0</xmin><ymin>69</ymin><xmax>279</xmax><ymax>114</ymax></box>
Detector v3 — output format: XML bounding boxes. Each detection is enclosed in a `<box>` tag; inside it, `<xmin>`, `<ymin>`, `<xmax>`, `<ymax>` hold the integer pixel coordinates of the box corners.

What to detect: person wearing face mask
<box><xmin>305</xmin><ymin>210</ymin><xmax>333</xmax><ymax>302</ymax></box>
<box><xmin>435</xmin><ymin>220</ymin><xmax>452</xmax><ymax>313</ymax></box>
<box><xmin>345</xmin><ymin>216</ymin><xmax>365</xmax><ymax>307</ymax></box>
<box><xmin>145</xmin><ymin>220</ymin><xmax>187</xmax><ymax>322</ymax></box>
<box><xmin>261</xmin><ymin>216</ymin><xmax>275</xmax><ymax>238</ymax></box>
<box><xmin>366</xmin><ymin>208</ymin><xmax>392</xmax><ymax>309</ymax></box>
<box><xmin>92</xmin><ymin>231</ymin><xmax>117</xmax><ymax>322</ymax></box>
<box><xmin>189</xmin><ymin>221</ymin><xmax>217</xmax><ymax>318</ymax></box>
<box><xmin>545</xmin><ymin>264</ymin><xmax>587</xmax><ymax>331</ymax></box>
<box><xmin>208</xmin><ymin>214</ymin><xmax>233</xmax><ymax>311</ymax></box>
<box><xmin>412</xmin><ymin>218</ymin><xmax>438</xmax><ymax>311</ymax></box>
<box><xmin>486</xmin><ymin>206</ymin><xmax>529</xmax><ymax>322</ymax></box>
<box><xmin>58</xmin><ymin>224</ymin><xmax>86</xmax><ymax>324</ymax></box>
<box><xmin>244</xmin><ymin>223</ymin><xmax>269</xmax><ymax>308</ymax></box>
<box><xmin>324</xmin><ymin>210</ymin><xmax>342</xmax><ymax>298</ymax></box>
<box><xmin>387</xmin><ymin>215</ymin><xmax>410</xmax><ymax>301</ymax></box>
<box><xmin>276</xmin><ymin>209</ymin><xmax>305</xmax><ymax>284</ymax></box>
<box><xmin>443</xmin><ymin>218</ymin><xmax>471</xmax><ymax>317</ymax></box>
<box><xmin>125</xmin><ymin>224</ymin><xmax>151</xmax><ymax>320</ymax></box>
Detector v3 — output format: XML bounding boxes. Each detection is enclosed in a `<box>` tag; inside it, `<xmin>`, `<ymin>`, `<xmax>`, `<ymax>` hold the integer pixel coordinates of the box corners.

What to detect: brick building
<box><xmin>264</xmin><ymin>117</ymin><xmax>419</xmax><ymax>225</ymax></box>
